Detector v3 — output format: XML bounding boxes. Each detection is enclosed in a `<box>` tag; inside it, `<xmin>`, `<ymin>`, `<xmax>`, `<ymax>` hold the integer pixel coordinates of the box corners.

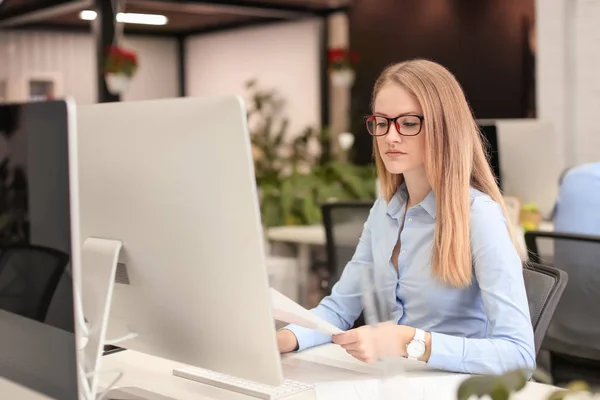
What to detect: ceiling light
<box><xmin>79</xmin><ymin>10</ymin><xmax>97</xmax><ymax>21</ymax></box>
<box><xmin>79</xmin><ymin>10</ymin><xmax>168</xmax><ymax>26</ymax></box>
<box><xmin>117</xmin><ymin>13</ymin><xmax>168</xmax><ymax>25</ymax></box>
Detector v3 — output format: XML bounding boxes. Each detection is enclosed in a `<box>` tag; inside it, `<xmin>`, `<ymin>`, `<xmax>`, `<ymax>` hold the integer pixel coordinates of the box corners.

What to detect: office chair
<box><xmin>321</xmin><ymin>201</ymin><xmax>373</xmax><ymax>328</ymax></box>
<box><xmin>0</xmin><ymin>244</ymin><xmax>69</xmax><ymax>323</ymax></box>
<box><xmin>525</xmin><ymin>231</ymin><xmax>600</xmax><ymax>385</ymax></box>
<box><xmin>521</xmin><ymin>262</ymin><xmax>568</xmax><ymax>355</ymax></box>
<box><xmin>322</xmin><ymin>201</ymin><xmax>374</xmax><ymax>290</ymax></box>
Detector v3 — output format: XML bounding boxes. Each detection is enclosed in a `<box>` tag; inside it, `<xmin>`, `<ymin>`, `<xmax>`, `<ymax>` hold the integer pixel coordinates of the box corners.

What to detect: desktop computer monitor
<box><xmin>477</xmin><ymin>119</ymin><xmax>561</xmax><ymax>218</ymax></box>
<box><xmin>0</xmin><ymin>100</ymin><xmax>82</xmax><ymax>400</ymax></box>
<box><xmin>477</xmin><ymin>121</ymin><xmax>503</xmax><ymax>191</ymax></box>
<box><xmin>77</xmin><ymin>96</ymin><xmax>287</xmax><ymax>396</ymax></box>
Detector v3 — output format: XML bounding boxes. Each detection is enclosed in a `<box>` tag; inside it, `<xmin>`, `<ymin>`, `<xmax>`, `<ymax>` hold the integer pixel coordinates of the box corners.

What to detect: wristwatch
<box><xmin>406</xmin><ymin>328</ymin><xmax>426</xmax><ymax>360</ymax></box>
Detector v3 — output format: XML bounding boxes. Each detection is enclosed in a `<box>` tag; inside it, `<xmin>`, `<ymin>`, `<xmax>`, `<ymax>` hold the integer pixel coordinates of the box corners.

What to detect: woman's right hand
<box><xmin>276</xmin><ymin>329</ymin><xmax>299</xmax><ymax>353</ymax></box>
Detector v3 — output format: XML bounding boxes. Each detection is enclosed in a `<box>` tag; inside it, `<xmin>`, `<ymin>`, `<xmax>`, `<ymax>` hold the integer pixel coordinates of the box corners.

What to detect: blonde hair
<box><xmin>372</xmin><ymin>59</ymin><xmax>513</xmax><ymax>288</ymax></box>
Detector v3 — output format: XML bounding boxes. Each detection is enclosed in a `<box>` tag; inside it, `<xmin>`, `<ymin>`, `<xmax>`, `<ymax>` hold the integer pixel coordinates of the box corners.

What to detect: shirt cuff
<box><xmin>427</xmin><ymin>332</ymin><xmax>465</xmax><ymax>372</ymax></box>
<box><xmin>283</xmin><ymin>324</ymin><xmax>332</xmax><ymax>351</ymax></box>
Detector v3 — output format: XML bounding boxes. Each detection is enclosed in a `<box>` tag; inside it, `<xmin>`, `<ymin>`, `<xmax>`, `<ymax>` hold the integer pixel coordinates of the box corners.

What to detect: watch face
<box><xmin>407</xmin><ymin>340</ymin><xmax>426</xmax><ymax>357</ymax></box>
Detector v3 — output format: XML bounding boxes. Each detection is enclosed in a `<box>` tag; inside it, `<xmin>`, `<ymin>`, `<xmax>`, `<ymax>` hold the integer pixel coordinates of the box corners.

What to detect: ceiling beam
<box><xmin>178</xmin><ymin>16</ymin><xmax>284</xmax><ymax>36</ymax></box>
<box><xmin>7</xmin><ymin>23</ymin><xmax>177</xmax><ymax>37</ymax></box>
<box><xmin>0</xmin><ymin>0</ymin><xmax>91</xmax><ymax>27</ymax></box>
<box><xmin>135</xmin><ymin>0</ymin><xmax>347</xmax><ymax>19</ymax></box>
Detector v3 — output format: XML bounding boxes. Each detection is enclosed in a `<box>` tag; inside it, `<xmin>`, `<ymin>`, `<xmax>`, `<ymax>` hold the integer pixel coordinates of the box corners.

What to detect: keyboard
<box><xmin>173</xmin><ymin>366</ymin><xmax>314</xmax><ymax>399</ymax></box>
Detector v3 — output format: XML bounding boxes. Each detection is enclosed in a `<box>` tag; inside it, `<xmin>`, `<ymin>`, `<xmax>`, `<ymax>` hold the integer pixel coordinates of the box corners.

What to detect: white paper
<box><xmin>314</xmin><ymin>380</ymin><xmax>380</xmax><ymax>400</ymax></box>
<box><xmin>269</xmin><ymin>288</ymin><xmax>344</xmax><ymax>335</ymax></box>
<box><xmin>315</xmin><ymin>378</ymin><xmax>424</xmax><ymax>400</ymax></box>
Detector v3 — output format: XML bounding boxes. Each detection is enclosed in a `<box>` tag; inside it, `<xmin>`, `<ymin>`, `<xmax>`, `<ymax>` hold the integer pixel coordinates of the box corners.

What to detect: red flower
<box><xmin>104</xmin><ymin>45</ymin><xmax>138</xmax><ymax>77</ymax></box>
<box><xmin>328</xmin><ymin>47</ymin><xmax>358</xmax><ymax>70</ymax></box>
<box><xmin>328</xmin><ymin>48</ymin><xmax>347</xmax><ymax>62</ymax></box>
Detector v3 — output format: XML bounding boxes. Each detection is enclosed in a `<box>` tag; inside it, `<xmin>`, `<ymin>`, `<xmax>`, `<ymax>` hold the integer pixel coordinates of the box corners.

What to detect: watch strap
<box><xmin>414</xmin><ymin>328</ymin><xmax>425</xmax><ymax>342</ymax></box>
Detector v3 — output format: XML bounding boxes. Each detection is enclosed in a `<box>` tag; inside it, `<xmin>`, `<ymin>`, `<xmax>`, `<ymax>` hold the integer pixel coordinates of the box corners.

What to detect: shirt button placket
<box><xmin>403</xmin><ymin>214</ymin><xmax>411</xmax><ymax>255</ymax></box>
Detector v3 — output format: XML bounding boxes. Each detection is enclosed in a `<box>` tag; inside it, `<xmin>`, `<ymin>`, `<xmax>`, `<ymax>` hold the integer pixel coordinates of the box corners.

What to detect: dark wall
<box><xmin>349</xmin><ymin>0</ymin><xmax>535</xmax><ymax>164</ymax></box>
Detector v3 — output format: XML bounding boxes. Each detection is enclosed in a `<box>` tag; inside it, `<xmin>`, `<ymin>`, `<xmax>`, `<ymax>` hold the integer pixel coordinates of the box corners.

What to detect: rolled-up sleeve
<box><xmin>285</xmin><ymin>200</ymin><xmax>378</xmax><ymax>351</ymax></box>
<box><xmin>427</xmin><ymin>197</ymin><xmax>536</xmax><ymax>374</ymax></box>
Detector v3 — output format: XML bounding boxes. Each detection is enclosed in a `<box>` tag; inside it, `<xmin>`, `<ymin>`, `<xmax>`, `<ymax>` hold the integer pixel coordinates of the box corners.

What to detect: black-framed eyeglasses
<box><xmin>365</xmin><ymin>114</ymin><xmax>424</xmax><ymax>136</ymax></box>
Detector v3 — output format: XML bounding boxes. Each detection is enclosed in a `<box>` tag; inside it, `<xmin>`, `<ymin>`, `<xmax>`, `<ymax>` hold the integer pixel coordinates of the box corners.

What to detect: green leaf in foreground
<box><xmin>457</xmin><ymin>369</ymin><xmax>529</xmax><ymax>400</ymax></box>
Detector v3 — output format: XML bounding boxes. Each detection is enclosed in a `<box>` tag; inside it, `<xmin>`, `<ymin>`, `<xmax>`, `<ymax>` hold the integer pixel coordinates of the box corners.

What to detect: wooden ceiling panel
<box><xmin>0</xmin><ymin>0</ymin><xmax>43</xmax><ymax>12</ymax></box>
<box><xmin>235</xmin><ymin>0</ymin><xmax>351</xmax><ymax>8</ymax></box>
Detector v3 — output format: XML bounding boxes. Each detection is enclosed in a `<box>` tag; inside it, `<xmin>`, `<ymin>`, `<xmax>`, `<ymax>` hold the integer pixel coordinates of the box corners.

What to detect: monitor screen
<box><xmin>478</xmin><ymin>122</ymin><xmax>502</xmax><ymax>191</ymax></box>
<box><xmin>0</xmin><ymin>101</ymin><xmax>78</xmax><ymax>399</ymax></box>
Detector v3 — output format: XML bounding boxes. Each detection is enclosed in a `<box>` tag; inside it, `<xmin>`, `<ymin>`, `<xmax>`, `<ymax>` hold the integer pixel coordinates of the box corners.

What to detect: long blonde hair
<box><xmin>372</xmin><ymin>59</ymin><xmax>512</xmax><ymax>288</ymax></box>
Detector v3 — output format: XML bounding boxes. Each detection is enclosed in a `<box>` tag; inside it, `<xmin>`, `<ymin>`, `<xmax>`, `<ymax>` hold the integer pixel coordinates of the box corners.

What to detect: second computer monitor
<box><xmin>77</xmin><ymin>96</ymin><xmax>282</xmax><ymax>387</ymax></box>
<box><xmin>0</xmin><ymin>100</ymin><xmax>82</xmax><ymax>400</ymax></box>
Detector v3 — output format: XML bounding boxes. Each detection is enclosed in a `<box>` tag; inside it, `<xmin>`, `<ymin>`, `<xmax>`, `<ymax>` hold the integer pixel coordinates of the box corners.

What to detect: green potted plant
<box><xmin>245</xmin><ymin>80</ymin><xmax>376</xmax><ymax>228</ymax></box>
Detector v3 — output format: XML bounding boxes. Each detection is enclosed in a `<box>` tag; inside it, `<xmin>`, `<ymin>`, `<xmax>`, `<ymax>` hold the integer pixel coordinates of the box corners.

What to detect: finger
<box><xmin>332</xmin><ymin>331</ymin><xmax>357</xmax><ymax>345</ymax></box>
<box><xmin>340</xmin><ymin>342</ymin><xmax>364</xmax><ymax>352</ymax></box>
<box><xmin>346</xmin><ymin>349</ymin><xmax>368</xmax><ymax>363</ymax></box>
<box><xmin>346</xmin><ymin>349</ymin><xmax>377</xmax><ymax>364</ymax></box>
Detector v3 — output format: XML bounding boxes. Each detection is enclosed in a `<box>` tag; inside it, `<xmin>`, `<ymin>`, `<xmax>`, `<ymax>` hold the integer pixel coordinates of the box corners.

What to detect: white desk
<box><xmin>0</xmin><ymin>344</ymin><xmax>560</xmax><ymax>399</ymax></box>
<box><xmin>516</xmin><ymin>221</ymin><xmax>555</xmax><ymax>261</ymax></box>
<box><xmin>267</xmin><ymin>225</ymin><xmax>325</xmax><ymax>306</ymax></box>
<box><xmin>95</xmin><ymin>344</ymin><xmax>560</xmax><ymax>400</ymax></box>
<box><xmin>0</xmin><ymin>380</ymin><xmax>54</xmax><ymax>400</ymax></box>
<box><xmin>267</xmin><ymin>225</ymin><xmax>326</xmax><ymax>247</ymax></box>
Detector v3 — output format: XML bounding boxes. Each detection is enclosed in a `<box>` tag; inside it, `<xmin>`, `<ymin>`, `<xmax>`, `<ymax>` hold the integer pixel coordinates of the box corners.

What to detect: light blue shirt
<box><xmin>554</xmin><ymin>162</ymin><xmax>600</xmax><ymax>235</ymax></box>
<box><xmin>548</xmin><ymin>163</ymin><xmax>600</xmax><ymax>358</ymax></box>
<box><xmin>286</xmin><ymin>184</ymin><xmax>536</xmax><ymax>375</ymax></box>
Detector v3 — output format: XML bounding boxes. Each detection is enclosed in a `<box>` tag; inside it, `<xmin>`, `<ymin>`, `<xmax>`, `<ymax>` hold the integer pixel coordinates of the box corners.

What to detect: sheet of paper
<box><xmin>269</xmin><ymin>288</ymin><xmax>344</xmax><ymax>335</ymax></box>
<box><xmin>315</xmin><ymin>378</ymin><xmax>425</xmax><ymax>400</ymax></box>
<box><xmin>314</xmin><ymin>380</ymin><xmax>380</xmax><ymax>400</ymax></box>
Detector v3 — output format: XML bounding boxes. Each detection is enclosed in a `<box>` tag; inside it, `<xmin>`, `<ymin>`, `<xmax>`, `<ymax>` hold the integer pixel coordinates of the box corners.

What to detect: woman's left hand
<box><xmin>332</xmin><ymin>322</ymin><xmax>416</xmax><ymax>363</ymax></box>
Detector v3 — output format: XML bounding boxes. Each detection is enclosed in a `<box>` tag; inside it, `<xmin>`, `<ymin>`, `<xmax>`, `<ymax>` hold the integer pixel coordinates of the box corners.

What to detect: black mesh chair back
<box><xmin>525</xmin><ymin>231</ymin><xmax>600</xmax><ymax>383</ymax></box>
<box><xmin>522</xmin><ymin>262</ymin><xmax>568</xmax><ymax>355</ymax></box>
<box><xmin>322</xmin><ymin>201</ymin><xmax>373</xmax><ymax>290</ymax></box>
<box><xmin>0</xmin><ymin>245</ymin><xmax>70</xmax><ymax>322</ymax></box>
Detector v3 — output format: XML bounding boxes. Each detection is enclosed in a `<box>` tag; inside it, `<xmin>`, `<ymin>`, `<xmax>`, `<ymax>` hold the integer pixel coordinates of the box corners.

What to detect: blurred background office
<box><xmin>0</xmin><ymin>0</ymin><xmax>598</xmax><ymax>390</ymax></box>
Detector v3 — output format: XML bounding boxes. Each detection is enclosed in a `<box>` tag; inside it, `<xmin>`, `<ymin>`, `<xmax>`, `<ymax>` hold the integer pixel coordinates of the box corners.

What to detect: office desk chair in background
<box><xmin>322</xmin><ymin>201</ymin><xmax>374</xmax><ymax>291</ymax></box>
<box><xmin>321</xmin><ymin>201</ymin><xmax>374</xmax><ymax>328</ymax></box>
<box><xmin>522</xmin><ymin>262</ymin><xmax>568</xmax><ymax>356</ymax></box>
<box><xmin>0</xmin><ymin>245</ymin><xmax>69</xmax><ymax>323</ymax></box>
<box><xmin>525</xmin><ymin>231</ymin><xmax>600</xmax><ymax>386</ymax></box>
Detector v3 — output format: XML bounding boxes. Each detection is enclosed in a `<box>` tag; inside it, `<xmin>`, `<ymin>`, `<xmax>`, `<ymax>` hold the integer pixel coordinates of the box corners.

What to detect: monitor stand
<box><xmin>78</xmin><ymin>237</ymin><xmax>123</xmax><ymax>399</ymax></box>
<box><xmin>79</xmin><ymin>239</ymin><xmax>177</xmax><ymax>400</ymax></box>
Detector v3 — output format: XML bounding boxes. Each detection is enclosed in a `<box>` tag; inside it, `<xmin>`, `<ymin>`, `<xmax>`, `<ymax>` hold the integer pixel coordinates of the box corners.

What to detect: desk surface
<box><xmin>267</xmin><ymin>225</ymin><xmax>326</xmax><ymax>246</ymax></box>
<box><xmin>96</xmin><ymin>344</ymin><xmax>559</xmax><ymax>400</ymax></box>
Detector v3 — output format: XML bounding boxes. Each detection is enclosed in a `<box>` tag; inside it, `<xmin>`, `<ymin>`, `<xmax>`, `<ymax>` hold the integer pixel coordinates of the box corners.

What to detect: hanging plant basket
<box><xmin>103</xmin><ymin>45</ymin><xmax>138</xmax><ymax>95</ymax></box>
<box><xmin>328</xmin><ymin>47</ymin><xmax>358</xmax><ymax>88</ymax></box>
<box><xmin>105</xmin><ymin>73</ymin><xmax>132</xmax><ymax>95</ymax></box>
<box><xmin>331</xmin><ymin>69</ymin><xmax>355</xmax><ymax>87</ymax></box>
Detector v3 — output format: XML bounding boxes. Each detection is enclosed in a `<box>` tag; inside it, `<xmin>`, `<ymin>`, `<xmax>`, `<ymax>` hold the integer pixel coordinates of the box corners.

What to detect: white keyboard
<box><xmin>173</xmin><ymin>366</ymin><xmax>314</xmax><ymax>399</ymax></box>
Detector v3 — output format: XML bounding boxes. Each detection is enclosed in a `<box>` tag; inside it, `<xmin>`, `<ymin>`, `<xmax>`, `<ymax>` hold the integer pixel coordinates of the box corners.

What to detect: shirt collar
<box><xmin>386</xmin><ymin>182</ymin><xmax>437</xmax><ymax>219</ymax></box>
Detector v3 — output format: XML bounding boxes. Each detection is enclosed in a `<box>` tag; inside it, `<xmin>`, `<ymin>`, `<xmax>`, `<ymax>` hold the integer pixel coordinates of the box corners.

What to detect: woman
<box><xmin>277</xmin><ymin>59</ymin><xmax>536</xmax><ymax>375</ymax></box>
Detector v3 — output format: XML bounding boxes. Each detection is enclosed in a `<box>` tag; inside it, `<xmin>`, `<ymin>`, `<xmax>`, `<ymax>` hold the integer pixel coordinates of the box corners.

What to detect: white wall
<box><xmin>0</xmin><ymin>30</ymin><xmax>179</xmax><ymax>104</ymax></box>
<box><xmin>185</xmin><ymin>19</ymin><xmax>322</xmax><ymax>136</ymax></box>
<box><xmin>121</xmin><ymin>36</ymin><xmax>179</xmax><ymax>102</ymax></box>
<box><xmin>536</xmin><ymin>0</ymin><xmax>600</xmax><ymax>168</ymax></box>
<box><xmin>571</xmin><ymin>0</ymin><xmax>600</xmax><ymax>165</ymax></box>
